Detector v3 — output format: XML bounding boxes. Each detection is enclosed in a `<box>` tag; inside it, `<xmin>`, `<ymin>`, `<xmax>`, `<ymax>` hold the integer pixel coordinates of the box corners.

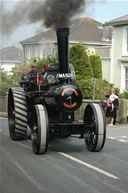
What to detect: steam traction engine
<box><xmin>8</xmin><ymin>28</ymin><xmax>106</xmax><ymax>154</ymax></box>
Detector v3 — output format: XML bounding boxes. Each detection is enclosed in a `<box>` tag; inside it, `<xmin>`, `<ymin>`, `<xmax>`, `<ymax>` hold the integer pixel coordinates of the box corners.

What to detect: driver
<box><xmin>28</xmin><ymin>65</ymin><xmax>37</xmax><ymax>76</ymax></box>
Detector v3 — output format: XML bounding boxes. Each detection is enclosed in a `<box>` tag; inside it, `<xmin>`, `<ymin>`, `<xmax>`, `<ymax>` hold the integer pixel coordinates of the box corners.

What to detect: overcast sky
<box><xmin>0</xmin><ymin>0</ymin><xmax>128</xmax><ymax>49</ymax></box>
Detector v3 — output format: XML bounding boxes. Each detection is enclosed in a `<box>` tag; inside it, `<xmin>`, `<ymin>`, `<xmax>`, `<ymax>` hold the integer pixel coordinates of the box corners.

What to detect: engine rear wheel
<box><xmin>84</xmin><ymin>103</ymin><xmax>106</xmax><ymax>151</ymax></box>
<box><xmin>31</xmin><ymin>105</ymin><xmax>49</xmax><ymax>154</ymax></box>
<box><xmin>8</xmin><ymin>88</ymin><xmax>28</xmax><ymax>140</ymax></box>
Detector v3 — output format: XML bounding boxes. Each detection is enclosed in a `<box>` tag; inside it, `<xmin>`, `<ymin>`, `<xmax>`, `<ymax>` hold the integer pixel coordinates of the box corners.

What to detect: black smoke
<box><xmin>29</xmin><ymin>0</ymin><xmax>85</xmax><ymax>28</ymax></box>
<box><xmin>1</xmin><ymin>0</ymin><xmax>86</xmax><ymax>36</ymax></box>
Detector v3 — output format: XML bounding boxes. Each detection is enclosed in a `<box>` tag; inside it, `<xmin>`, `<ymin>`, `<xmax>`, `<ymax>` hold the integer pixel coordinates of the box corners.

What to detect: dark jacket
<box><xmin>28</xmin><ymin>70</ymin><xmax>37</xmax><ymax>77</ymax></box>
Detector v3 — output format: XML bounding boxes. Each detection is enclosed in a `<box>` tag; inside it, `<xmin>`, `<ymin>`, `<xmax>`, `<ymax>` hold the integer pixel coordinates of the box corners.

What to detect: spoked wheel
<box><xmin>8</xmin><ymin>88</ymin><xmax>28</xmax><ymax>140</ymax></box>
<box><xmin>31</xmin><ymin>105</ymin><xmax>49</xmax><ymax>154</ymax></box>
<box><xmin>84</xmin><ymin>103</ymin><xmax>106</xmax><ymax>151</ymax></box>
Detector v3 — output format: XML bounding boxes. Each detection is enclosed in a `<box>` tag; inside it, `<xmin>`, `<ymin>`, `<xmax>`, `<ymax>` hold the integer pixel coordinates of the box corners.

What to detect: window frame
<box><xmin>120</xmin><ymin>63</ymin><xmax>128</xmax><ymax>93</ymax></box>
<box><xmin>125</xmin><ymin>67</ymin><xmax>128</xmax><ymax>91</ymax></box>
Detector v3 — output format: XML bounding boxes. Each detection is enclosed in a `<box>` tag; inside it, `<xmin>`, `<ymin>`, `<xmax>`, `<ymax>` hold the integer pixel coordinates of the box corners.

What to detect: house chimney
<box><xmin>102</xmin><ymin>26</ymin><xmax>111</xmax><ymax>42</ymax></box>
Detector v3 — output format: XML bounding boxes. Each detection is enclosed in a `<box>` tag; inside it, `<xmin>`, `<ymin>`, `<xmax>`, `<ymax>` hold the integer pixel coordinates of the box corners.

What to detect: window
<box><xmin>120</xmin><ymin>64</ymin><xmax>128</xmax><ymax>93</ymax></box>
<box><xmin>122</xmin><ymin>26</ymin><xmax>128</xmax><ymax>56</ymax></box>
<box><xmin>27</xmin><ymin>47</ymin><xmax>32</xmax><ymax>59</ymax></box>
<box><xmin>35</xmin><ymin>46</ymin><xmax>40</xmax><ymax>57</ymax></box>
<box><xmin>127</xmin><ymin>28</ymin><xmax>128</xmax><ymax>52</ymax></box>
<box><xmin>125</xmin><ymin>67</ymin><xmax>128</xmax><ymax>91</ymax></box>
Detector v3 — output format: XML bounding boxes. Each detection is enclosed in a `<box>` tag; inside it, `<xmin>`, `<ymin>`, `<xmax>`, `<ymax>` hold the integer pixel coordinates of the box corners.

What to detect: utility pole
<box><xmin>91</xmin><ymin>78</ymin><xmax>97</xmax><ymax>103</ymax></box>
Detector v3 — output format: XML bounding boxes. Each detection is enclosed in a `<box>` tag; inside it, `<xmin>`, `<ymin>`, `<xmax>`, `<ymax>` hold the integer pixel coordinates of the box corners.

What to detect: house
<box><xmin>20</xmin><ymin>17</ymin><xmax>112</xmax><ymax>62</ymax></box>
<box><xmin>0</xmin><ymin>46</ymin><xmax>22</xmax><ymax>73</ymax></box>
<box><xmin>103</xmin><ymin>14</ymin><xmax>128</xmax><ymax>92</ymax></box>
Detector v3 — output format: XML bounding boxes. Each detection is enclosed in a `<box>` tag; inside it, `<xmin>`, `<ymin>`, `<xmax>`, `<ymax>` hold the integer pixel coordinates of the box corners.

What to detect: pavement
<box><xmin>0</xmin><ymin>112</ymin><xmax>7</xmax><ymax>118</ymax></box>
<box><xmin>106</xmin><ymin>123</ymin><xmax>128</xmax><ymax>129</ymax></box>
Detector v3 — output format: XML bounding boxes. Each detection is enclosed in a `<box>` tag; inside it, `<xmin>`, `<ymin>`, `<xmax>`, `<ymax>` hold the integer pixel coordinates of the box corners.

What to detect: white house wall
<box><xmin>111</xmin><ymin>26</ymin><xmax>123</xmax><ymax>89</ymax></box>
<box><xmin>101</xmin><ymin>58</ymin><xmax>111</xmax><ymax>82</ymax></box>
<box><xmin>23</xmin><ymin>43</ymin><xmax>57</xmax><ymax>61</ymax></box>
<box><xmin>120</xmin><ymin>64</ymin><xmax>126</xmax><ymax>92</ymax></box>
<box><xmin>0</xmin><ymin>61</ymin><xmax>21</xmax><ymax>74</ymax></box>
<box><xmin>110</xmin><ymin>25</ymin><xmax>128</xmax><ymax>92</ymax></box>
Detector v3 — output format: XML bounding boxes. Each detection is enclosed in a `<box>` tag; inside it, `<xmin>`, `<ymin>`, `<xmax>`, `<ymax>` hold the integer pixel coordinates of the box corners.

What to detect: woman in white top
<box><xmin>106</xmin><ymin>88</ymin><xmax>119</xmax><ymax>126</ymax></box>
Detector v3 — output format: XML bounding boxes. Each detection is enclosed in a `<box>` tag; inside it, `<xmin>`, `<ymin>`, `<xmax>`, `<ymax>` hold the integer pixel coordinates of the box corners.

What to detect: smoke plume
<box><xmin>1</xmin><ymin>0</ymin><xmax>86</xmax><ymax>36</ymax></box>
<box><xmin>29</xmin><ymin>0</ymin><xmax>85</xmax><ymax>28</ymax></box>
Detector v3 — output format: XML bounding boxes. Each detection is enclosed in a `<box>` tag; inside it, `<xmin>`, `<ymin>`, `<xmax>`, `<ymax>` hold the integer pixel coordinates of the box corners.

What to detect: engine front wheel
<box><xmin>84</xmin><ymin>103</ymin><xmax>106</xmax><ymax>152</ymax></box>
<box><xmin>31</xmin><ymin>105</ymin><xmax>49</xmax><ymax>154</ymax></box>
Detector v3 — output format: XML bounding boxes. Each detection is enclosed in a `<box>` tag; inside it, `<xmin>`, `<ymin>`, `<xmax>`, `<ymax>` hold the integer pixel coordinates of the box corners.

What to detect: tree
<box><xmin>89</xmin><ymin>54</ymin><xmax>102</xmax><ymax>80</ymax></box>
<box><xmin>69</xmin><ymin>43</ymin><xmax>119</xmax><ymax>99</ymax></box>
<box><xmin>10</xmin><ymin>65</ymin><xmax>31</xmax><ymax>87</ymax></box>
<box><xmin>69</xmin><ymin>43</ymin><xmax>93</xmax><ymax>98</ymax></box>
<box><xmin>0</xmin><ymin>67</ymin><xmax>13</xmax><ymax>96</ymax></box>
<box><xmin>69</xmin><ymin>43</ymin><xmax>93</xmax><ymax>81</ymax></box>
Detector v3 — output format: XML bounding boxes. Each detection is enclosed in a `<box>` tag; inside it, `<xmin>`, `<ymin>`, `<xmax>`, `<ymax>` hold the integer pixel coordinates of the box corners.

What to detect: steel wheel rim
<box><xmin>84</xmin><ymin>104</ymin><xmax>98</xmax><ymax>150</ymax></box>
<box><xmin>85</xmin><ymin>113</ymin><xmax>97</xmax><ymax>149</ymax></box>
<box><xmin>32</xmin><ymin>128</ymin><xmax>40</xmax><ymax>152</ymax></box>
<box><xmin>31</xmin><ymin>111</ymin><xmax>40</xmax><ymax>153</ymax></box>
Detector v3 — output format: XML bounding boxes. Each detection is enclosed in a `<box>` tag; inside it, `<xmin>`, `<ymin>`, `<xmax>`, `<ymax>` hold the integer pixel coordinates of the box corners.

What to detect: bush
<box><xmin>89</xmin><ymin>54</ymin><xmax>102</xmax><ymax>80</ymax></box>
<box><xmin>69</xmin><ymin>43</ymin><xmax>93</xmax><ymax>80</ymax></box>
<box><xmin>79</xmin><ymin>79</ymin><xmax>116</xmax><ymax>100</ymax></box>
<box><xmin>77</xmin><ymin>79</ymin><xmax>93</xmax><ymax>99</ymax></box>
<box><xmin>69</xmin><ymin>43</ymin><xmax>117</xmax><ymax>99</ymax></box>
<box><xmin>0</xmin><ymin>67</ymin><xmax>13</xmax><ymax>96</ymax></box>
<box><xmin>10</xmin><ymin>65</ymin><xmax>31</xmax><ymax>87</ymax></box>
<box><xmin>119</xmin><ymin>91</ymin><xmax>128</xmax><ymax>99</ymax></box>
<box><xmin>94</xmin><ymin>79</ymin><xmax>112</xmax><ymax>100</ymax></box>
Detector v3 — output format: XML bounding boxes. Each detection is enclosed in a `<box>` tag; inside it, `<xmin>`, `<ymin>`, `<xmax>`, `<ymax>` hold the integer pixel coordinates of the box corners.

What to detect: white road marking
<box><xmin>117</xmin><ymin>139</ymin><xmax>127</xmax><ymax>143</ymax></box>
<box><xmin>107</xmin><ymin>137</ymin><xmax>116</xmax><ymax>140</ymax></box>
<box><xmin>58</xmin><ymin>152</ymin><xmax>119</xmax><ymax>180</ymax></box>
<box><xmin>107</xmin><ymin>136</ymin><xmax>128</xmax><ymax>143</ymax></box>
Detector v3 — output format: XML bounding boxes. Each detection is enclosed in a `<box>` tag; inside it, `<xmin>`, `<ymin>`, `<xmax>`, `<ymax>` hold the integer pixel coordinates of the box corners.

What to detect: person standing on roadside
<box><xmin>105</xmin><ymin>88</ymin><xmax>119</xmax><ymax>126</ymax></box>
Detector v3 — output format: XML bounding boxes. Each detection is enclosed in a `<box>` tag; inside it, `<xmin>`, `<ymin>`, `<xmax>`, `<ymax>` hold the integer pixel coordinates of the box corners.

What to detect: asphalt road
<box><xmin>0</xmin><ymin>118</ymin><xmax>128</xmax><ymax>193</ymax></box>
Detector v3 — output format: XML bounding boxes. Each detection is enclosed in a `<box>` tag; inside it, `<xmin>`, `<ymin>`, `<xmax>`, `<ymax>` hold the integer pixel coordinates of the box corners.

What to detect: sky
<box><xmin>0</xmin><ymin>0</ymin><xmax>128</xmax><ymax>49</ymax></box>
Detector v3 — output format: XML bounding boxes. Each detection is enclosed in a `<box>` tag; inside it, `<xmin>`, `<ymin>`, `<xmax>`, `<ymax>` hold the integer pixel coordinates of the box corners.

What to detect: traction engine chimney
<box><xmin>56</xmin><ymin>28</ymin><xmax>69</xmax><ymax>74</ymax></box>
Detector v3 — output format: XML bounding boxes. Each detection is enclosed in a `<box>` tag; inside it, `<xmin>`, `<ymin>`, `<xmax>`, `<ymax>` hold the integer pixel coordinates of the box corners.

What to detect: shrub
<box><xmin>0</xmin><ymin>67</ymin><xmax>13</xmax><ymax>96</ymax></box>
<box><xmin>119</xmin><ymin>91</ymin><xmax>128</xmax><ymax>99</ymax></box>
<box><xmin>89</xmin><ymin>54</ymin><xmax>102</xmax><ymax>80</ymax></box>
<box><xmin>69</xmin><ymin>43</ymin><xmax>93</xmax><ymax>80</ymax></box>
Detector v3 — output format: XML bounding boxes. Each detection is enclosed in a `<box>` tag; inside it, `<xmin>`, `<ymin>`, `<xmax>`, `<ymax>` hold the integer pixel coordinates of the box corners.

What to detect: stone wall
<box><xmin>119</xmin><ymin>99</ymin><xmax>128</xmax><ymax>123</ymax></box>
<box><xmin>75</xmin><ymin>99</ymin><xmax>128</xmax><ymax>124</ymax></box>
<box><xmin>0</xmin><ymin>96</ymin><xmax>8</xmax><ymax>112</ymax></box>
<box><xmin>0</xmin><ymin>96</ymin><xmax>128</xmax><ymax>124</ymax></box>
